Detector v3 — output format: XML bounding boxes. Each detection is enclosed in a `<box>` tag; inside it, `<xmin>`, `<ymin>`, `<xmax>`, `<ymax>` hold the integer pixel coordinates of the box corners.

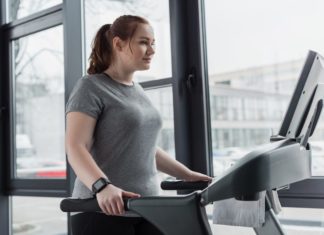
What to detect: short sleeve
<box><xmin>66</xmin><ymin>78</ymin><xmax>104</xmax><ymax>119</ymax></box>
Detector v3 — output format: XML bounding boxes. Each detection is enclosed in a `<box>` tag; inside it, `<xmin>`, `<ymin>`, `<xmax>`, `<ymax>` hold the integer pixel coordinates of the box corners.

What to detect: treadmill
<box><xmin>61</xmin><ymin>50</ymin><xmax>324</xmax><ymax>235</ymax></box>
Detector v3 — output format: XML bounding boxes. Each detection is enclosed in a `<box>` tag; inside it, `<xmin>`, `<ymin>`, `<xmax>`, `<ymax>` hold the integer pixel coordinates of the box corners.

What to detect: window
<box><xmin>12</xmin><ymin>196</ymin><xmax>67</xmax><ymax>235</ymax></box>
<box><xmin>145</xmin><ymin>87</ymin><xmax>175</xmax><ymax>185</ymax></box>
<box><xmin>83</xmin><ymin>0</ymin><xmax>174</xmax><ymax>180</ymax></box>
<box><xmin>145</xmin><ymin>87</ymin><xmax>175</xmax><ymax>157</ymax></box>
<box><xmin>81</xmin><ymin>0</ymin><xmax>175</xmax><ymax>199</ymax></box>
<box><xmin>8</xmin><ymin>0</ymin><xmax>62</xmax><ymax>22</ymax></box>
<box><xmin>204</xmin><ymin>0</ymin><xmax>324</xmax><ymax>177</ymax></box>
<box><xmin>84</xmin><ymin>0</ymin><xmax>172</xmax><ymax>81</ymax></box>
<box><xmin>206</xmin><ymin>205</ymin><xmax>324</xmax><ymax>234</ymax></box>
<box><xmin>204</xmin><ymin>0</ymin><xmax>324</xmax><ymax>231</ymax></box>
<box><xmin>12</xmin><ymin>26</ymin><xmax>65</xmax><ymax>179</ymax></box>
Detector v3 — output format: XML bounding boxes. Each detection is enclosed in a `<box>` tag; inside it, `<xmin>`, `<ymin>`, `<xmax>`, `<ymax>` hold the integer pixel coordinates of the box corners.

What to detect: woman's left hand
<box><xmin>184</xmin><ymin>170</ymin><xmax>213</xmax><ymax>182</ymax></box>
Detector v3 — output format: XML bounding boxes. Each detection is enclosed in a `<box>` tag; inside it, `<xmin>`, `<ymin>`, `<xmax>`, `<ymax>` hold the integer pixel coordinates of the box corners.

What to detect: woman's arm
<box><xmin>65</xmin><ymin>112</ymin><xmax>139</xmax><ymax>215</ymax></box>
<box><xmin>155</xmin><ymin>147</ymin><xmax>212</xmax><ymax>181</ymax></box>
<box><xmin>65</xmin><ymin>112</ymin><xmax>108</xmax><ymax>190</ymax></box>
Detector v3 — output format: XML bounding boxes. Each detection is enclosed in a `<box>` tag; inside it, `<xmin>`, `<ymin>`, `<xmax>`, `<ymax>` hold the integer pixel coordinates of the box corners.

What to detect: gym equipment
<box><xmin>61</xmin><ymin>51</ymin><xmax>324</xmax><ymax>235</ymax></box>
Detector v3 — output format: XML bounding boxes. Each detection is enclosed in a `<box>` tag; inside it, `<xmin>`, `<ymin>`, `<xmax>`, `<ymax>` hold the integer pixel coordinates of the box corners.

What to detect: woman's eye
<box><xmin>140</xmin><ymin>41</ymin><xmax>155</xmax><ymax>47</ymax></box>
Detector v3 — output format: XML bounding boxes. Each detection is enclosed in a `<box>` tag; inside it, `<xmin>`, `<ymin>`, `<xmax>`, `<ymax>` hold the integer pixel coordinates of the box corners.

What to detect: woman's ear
<box><xmin>112</xmin><ymin>37</ymin><xmax>126</xmax><ymax>52</ymax></box>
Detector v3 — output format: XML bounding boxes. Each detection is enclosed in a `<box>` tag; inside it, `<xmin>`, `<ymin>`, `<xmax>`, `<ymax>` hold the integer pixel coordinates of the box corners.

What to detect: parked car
<box><xmin>17</xmin><ymin>157</ymin><xmax>66</xmax><ymax>179</ymax></box>
<box><xmin>16</xmin><ymin>134</ymin><xmax>66</xmax><ymax>179</ymax></box>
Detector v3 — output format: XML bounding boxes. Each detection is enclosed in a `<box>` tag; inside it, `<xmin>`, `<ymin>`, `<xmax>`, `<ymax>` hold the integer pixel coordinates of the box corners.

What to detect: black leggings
<box><xmin>71</xmin><ymin>212</ymin><xmax>163</xmax><ymax>235</ymax></box>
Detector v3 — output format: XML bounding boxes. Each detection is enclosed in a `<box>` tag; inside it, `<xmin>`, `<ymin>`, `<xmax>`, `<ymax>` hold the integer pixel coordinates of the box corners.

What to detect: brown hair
<box><xmin>87</xmin><ymin>15</ymin><xmax>149</xmax><ymax>74</ymax></box>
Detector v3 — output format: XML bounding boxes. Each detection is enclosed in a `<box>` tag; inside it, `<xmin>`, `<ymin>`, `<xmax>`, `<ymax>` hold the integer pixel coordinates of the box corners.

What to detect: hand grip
<box><xmin>160</xmin><ymin>180</ymin><xmax>210</xmax><ymax>190</ymax></box>
<box><xmin>60</xmin><ymin>197</ymin><xmax>129</xmax><ymax>212</ymax></box>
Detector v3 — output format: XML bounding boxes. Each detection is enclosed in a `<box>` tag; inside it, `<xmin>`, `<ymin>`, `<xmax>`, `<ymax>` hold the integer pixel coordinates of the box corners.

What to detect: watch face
<box><xmin>94</xmin><ymin>179</ymin><xmax>106</xmax><ymax>190</ymax></box>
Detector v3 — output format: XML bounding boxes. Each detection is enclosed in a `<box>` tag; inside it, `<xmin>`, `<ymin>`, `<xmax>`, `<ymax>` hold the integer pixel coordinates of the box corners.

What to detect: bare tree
<box><xmin>86</xmin><ymin>0</ymin><xmax>164</xmax><ymax>21</ymax></box>
<box><xmin>11</xmin><ymin>0</ymin><xmax>62</xmax><ymax>91</ymax></box>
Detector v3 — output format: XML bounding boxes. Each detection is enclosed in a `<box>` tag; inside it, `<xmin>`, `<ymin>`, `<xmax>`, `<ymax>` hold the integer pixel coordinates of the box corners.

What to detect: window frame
<box><xmin>0</xmin><ymin>2</ymin><xmax>9</xmax><ymax>235</ymax></box>
<box><xmin>169</xmin><ymin>0</ymin><xmax>212</xmax><ymax>177</ymax></box>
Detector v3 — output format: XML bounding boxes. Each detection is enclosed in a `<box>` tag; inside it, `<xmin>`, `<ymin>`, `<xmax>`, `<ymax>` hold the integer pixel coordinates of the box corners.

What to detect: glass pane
<box><xmin>12</xmin><ymin>196</ymin><xmax>67</xmax><ymax>235</ymax></box>
<box><xmin>205</xmin><ymin>0</ymin><xmax>324</xmax><ymax>177</ymax></box>
<box><xmin>8</xmin><ymin>0</ymin><xmax>61</xmax><ymax>21</ymax></box>
<box><xmin>279</xmin><ymin>207</ymin><xmax>324</xmax><ymax>234</ymax></box>
<box><xmin>207</xmin><ymin>204</ymin><xmax>324</xmax><ymax>235</ymax></box>
<box><xmin>145</xmin><ymin>86</ymin><xmax>175</xmax><ymax>193</ymax></box>
<box><xmin>84</xmin><ymin>0</ymin><xmax>172</xmax><ymax>82</ymax></box>
<box><xmin>13</xmin><ymin>26</ymin><xmax>66</xmax><ymax>179</ymax></box>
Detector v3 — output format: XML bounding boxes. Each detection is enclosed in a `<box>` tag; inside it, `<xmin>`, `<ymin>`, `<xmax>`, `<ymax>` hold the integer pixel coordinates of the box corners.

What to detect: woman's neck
<box><xmin>104</xmin><ymin>65</ymin><xmax>134</xmax><ymax>86</ymax></box>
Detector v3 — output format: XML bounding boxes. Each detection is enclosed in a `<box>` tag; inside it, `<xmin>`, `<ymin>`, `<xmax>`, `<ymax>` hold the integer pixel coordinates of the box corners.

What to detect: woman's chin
<box><xmin>138</xmin><ymin>64</ymin><xmax>151</xmax><ymax>70</ymax></box>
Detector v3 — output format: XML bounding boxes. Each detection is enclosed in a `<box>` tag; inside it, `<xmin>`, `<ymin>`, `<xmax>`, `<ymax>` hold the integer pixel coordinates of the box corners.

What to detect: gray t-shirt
<box><xmin>66</xmin><ymin>73</ymin><xmax>162</xmax><ymax>199</ymax></box>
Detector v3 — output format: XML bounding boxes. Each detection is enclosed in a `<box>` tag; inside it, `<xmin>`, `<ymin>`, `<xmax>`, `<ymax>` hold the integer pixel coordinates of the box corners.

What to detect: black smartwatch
<box><xmin>92</xmin><ymin>177</ymin><xmax>111</xmax><ymax>194</ymax></box>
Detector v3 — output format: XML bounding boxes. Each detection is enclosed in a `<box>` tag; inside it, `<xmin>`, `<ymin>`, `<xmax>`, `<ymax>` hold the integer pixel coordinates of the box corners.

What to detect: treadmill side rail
<box><xmin>128</xmin><ymin>192</ymin><xmax>212</xmax><ymax>235</ymax></box>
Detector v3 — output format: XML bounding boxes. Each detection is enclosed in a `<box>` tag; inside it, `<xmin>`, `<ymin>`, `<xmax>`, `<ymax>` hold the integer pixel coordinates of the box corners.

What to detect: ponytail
<box><xmin>87</xmin><ymin>24</ymin><xmax>112</xmax><ymax>74</ymax></box>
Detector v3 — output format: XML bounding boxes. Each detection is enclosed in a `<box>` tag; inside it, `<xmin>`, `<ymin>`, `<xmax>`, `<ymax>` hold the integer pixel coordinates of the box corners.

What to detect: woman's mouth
<box><xmin>143</xmin><ymin>58</ymin><xmax>151</xmax><ymax>63</ymax></box>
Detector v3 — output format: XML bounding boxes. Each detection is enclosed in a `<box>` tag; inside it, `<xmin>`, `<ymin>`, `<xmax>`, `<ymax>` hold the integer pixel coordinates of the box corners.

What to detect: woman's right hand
<box><xmin>96</xmin><ymin>184</ymin><xmax>141</xmax><ymax>215</ymax></box>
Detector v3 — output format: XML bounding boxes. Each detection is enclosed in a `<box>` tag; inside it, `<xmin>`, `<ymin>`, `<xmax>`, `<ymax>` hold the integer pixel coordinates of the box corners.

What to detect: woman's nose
<box><xmin>148</xmin><ymin>45</ymin><xmax>155</xmax><ymax>55</ymax></box>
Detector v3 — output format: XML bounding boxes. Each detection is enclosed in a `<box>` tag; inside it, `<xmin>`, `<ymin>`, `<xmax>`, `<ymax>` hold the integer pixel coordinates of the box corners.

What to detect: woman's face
<box><xmin>119</xmin><ymin>23</ymin><xmax>155</xmax><ymax>71</ymax></box>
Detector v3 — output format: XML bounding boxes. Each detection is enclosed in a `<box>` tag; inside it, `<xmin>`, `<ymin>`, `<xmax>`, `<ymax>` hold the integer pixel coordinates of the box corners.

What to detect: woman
<box><xmin>65</xmin><ymin>15</ymin><xmax>212</xmax><ymax>235</ymax></box>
